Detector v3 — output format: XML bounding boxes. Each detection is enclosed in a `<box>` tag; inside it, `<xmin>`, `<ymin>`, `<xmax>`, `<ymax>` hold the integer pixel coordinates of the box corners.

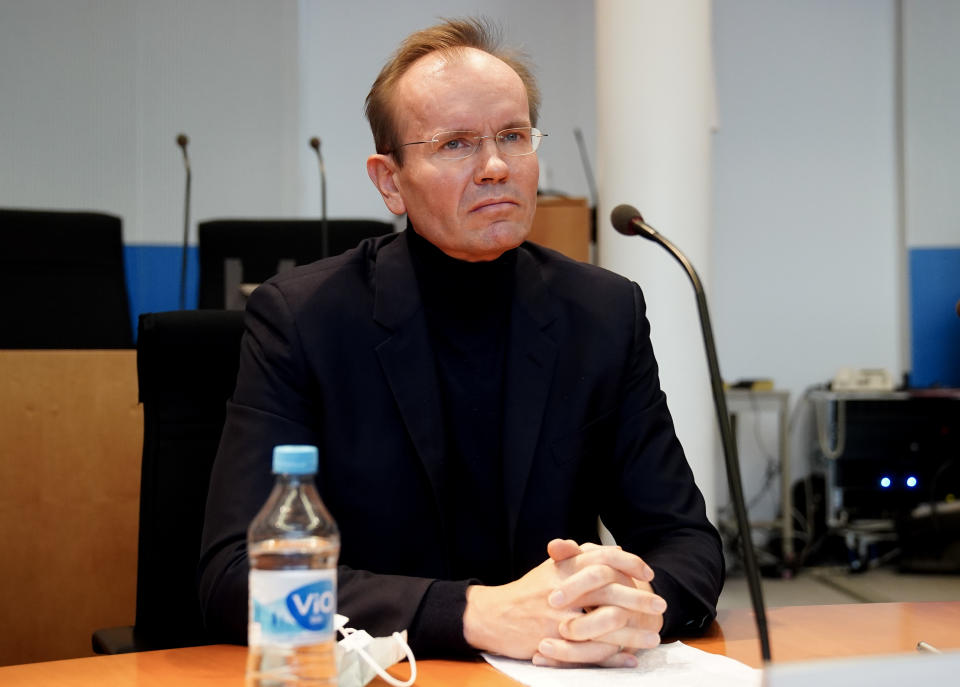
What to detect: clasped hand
<box><xmin>463</xmin><ymin>539</ymin><xmax>666</xmax><ymax>668</ymax></box>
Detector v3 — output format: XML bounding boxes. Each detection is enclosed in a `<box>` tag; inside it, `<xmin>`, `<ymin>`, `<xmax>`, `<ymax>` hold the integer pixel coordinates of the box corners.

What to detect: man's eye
<box><xmin>440</xmin><ymin>137</ymin><xmax>471</xmax><ymax>150</ymax></box>
<box><xmin>500</xmin><ymin>129</ymin><xmax>530</xmax><ymax>145</ymax></box>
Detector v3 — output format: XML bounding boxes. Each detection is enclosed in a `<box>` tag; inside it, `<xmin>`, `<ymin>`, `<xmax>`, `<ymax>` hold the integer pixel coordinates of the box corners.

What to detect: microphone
<box><xmin>611</xmin><ymin>204</ymin><xmax>772</xmax><ymax>663</ymax></box>
<box><xmin>309</xmin><ymin>137</ymin><xmax>329</xmax><ymax>257</ymax></box>
<box><xmin>176</xmin><ymin>133</ymin><xmax>192</xmax><ymax>310</ymax></box>
<box><xmin>573</xmin><ymin>127</ymin><xmax>598</xmax><ymax>243</ymax></box>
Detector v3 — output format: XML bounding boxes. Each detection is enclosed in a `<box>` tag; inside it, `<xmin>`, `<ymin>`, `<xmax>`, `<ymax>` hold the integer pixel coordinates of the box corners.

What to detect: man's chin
<box><xmin>447</xmin><ymin>231</ymin><xmax>526</xmax><ymax>262</ymax></box>
<box><xmin>480</xmin><ymin>222</ymin><xmax>529</xmax><ymax>252</ymax></box>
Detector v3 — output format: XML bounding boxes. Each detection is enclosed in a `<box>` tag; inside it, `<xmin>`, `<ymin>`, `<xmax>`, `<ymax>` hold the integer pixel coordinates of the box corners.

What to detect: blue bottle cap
<box><xmin>272</xmin><ymin>445</ymin><xmax>319</xmax><ymax>475</ymax></box>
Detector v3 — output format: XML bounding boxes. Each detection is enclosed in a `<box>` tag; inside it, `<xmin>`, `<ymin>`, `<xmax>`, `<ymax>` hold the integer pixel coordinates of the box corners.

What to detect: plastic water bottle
<box><xmin>247</xmin><ymin>445</ymin><xmax>340</xmax><ymax>686</ymax></box>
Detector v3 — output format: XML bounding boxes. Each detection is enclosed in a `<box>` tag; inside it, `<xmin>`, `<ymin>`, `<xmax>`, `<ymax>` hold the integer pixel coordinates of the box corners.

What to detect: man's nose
<box><xmin>474</xmin><ymin>137</ymin><xmax>509</xmax><ymax>183</ymax></box>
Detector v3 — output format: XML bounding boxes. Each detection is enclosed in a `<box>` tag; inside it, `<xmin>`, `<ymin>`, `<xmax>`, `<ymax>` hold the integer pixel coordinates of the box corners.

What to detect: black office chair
<box><xmin>92</xmin><ymin>310</ymin><xmax>246</xmax><ymax>654</ymax></box>
<box><xmin>0</xmin><ymin>208</ymin><xmax>133</xmax><ymax>348</ymax></box>
<box><xmin>197</xmin><ymin>218</ymin><xmax>394</xmax><ymax>309</ymax></box>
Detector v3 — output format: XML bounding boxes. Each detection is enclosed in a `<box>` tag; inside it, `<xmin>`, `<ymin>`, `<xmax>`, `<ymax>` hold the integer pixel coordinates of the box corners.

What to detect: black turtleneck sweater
<box><xmin>404</xmin><ymin>225</ymin><xmax>517</xmax><ymax>655</ymax></box>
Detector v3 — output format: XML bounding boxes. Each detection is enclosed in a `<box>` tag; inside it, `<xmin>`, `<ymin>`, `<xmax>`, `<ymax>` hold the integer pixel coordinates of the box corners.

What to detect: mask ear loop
<box><xmin>338</xmin><ymin>625</ymin><xmax>417</xmax><ymax>687</ymax></box>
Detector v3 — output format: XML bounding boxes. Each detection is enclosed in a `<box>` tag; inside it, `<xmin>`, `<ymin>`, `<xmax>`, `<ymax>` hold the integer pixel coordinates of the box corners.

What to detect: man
<box><xmin>199</xmin><ymin>18</ymin><xmax>723</xmax><ymax>668</ymax></box>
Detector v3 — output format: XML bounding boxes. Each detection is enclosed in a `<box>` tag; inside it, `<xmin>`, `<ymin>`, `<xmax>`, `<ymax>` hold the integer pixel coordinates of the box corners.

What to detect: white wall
<box><xmin>713</xmin><ymin>0</ymin><xmax>900</xmax><ymax>393</ymax></box>
<box><xmin>0</xmin><ymin>0</ymin><xmax>301</xmax><ymax>244</ymax></box>
<box><xmin>711</xmin><ymin>0</ymin><xmax>902</xmax><ymax>524</ymax></box>
<box><xmin>904</xmin><ymin>0</ymin><xmax>960</xmax><ymax>247</ymax></box>
<box><xmin>0</xmin><ymin>1</ymin><xmax>595</xmax><ymax>240</ymax></box>
<box><xmin>296</xmin><ymin>0</ymin><xmax>596</xmax><ymax>220</ymax></box>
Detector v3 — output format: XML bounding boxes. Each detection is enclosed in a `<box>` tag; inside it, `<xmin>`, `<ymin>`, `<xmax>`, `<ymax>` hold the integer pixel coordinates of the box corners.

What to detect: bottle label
<box><xmin>249</xmin><ymin>569</ymin><xmax>337</xmax><ymax>647</ymax></box>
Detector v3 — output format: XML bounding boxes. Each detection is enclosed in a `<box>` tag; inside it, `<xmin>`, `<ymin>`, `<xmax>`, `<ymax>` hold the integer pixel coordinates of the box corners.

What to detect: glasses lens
<box><xmin>429</xmin><ymin>128</ymin><xmax>543</xmax><ymax>159</ymax></box>
<box><xmin>497</xmin><ymin>128</ymin><xmax>539</xmax><ymax>156</ymax></box>
<box><xmin>433</xmin><ymin>132</ymin><xmax>479</xmax><ymax>159</ymax></box>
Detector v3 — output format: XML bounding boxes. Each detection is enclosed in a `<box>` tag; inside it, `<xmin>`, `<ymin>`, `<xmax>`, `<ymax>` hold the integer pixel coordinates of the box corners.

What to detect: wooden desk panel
<box><xmin>686</xmin><ymin>602</ymin><xmax>960</xmax><ymax>668</ymax></box>
<box><xmin>0</xmin><ymin>645</ymin><xmax>246</xmax><ymax>687</ymax></box>
<box><xmin>528</xmin><ymin>195</ymin><xmax>591</xmax><ymax>262</ymax></box>
<box><xmin>0</xmin><ymin>645</ymin><xmax>516</xmax><ymax>687</ymax></box>
<box><xmin>2</xmin><ymin>602</ymin><xmax>958</xmax><ymax>685</ymax></box>
<box><xmin>0</xmin><ymin>350</ymin><xmax>142</xmax><ymax>666</ymax></box>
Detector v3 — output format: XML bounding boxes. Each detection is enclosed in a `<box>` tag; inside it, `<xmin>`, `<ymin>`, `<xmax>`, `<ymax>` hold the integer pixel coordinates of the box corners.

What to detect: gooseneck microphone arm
<box><xmin>176</xmin><ymin>133</ymin><xmax>191</xmax><ymax>310</ymax></box>
<box><xmin>309</xmin><ymin>137</ymin><xmax>329</xmax><ymax>257</ymax></box>
<box><xmin>610</xmin><ymin>204</ymin><xmax>771</xmax><ymax>663</ymax></box>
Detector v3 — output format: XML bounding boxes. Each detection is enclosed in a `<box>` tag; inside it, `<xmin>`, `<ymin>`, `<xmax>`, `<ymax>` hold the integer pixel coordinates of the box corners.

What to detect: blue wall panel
<box><xmin>123</xmin><ymin>244</ymin><xmax>199</xmax><ymax>340</ymax></box>
<box><xmin>909</xmin><ymin>247</ymin><xmax>960</xmax><ymax>388</ymax></box>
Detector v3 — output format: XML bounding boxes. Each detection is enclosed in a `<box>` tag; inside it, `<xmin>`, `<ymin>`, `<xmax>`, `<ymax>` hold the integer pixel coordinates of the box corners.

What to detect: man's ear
<box><xmin>366</xmin><ymin>154</ymin><xmax>406</xmax><ymax>216</ymax></box>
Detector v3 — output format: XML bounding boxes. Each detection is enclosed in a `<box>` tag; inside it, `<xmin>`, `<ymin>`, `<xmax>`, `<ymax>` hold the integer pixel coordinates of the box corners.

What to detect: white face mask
<box><xmin>335</xmin><ymin>614</ymin><xmax>417</xmax><ymax>687</ymax></box>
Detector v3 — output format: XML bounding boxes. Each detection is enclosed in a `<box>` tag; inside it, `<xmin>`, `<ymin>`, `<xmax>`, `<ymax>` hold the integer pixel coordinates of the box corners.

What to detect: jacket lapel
<box><xmin>502</xmin><ymin>248</ymin><xmax>559</xmax><ymax>555</ymax></box>
<box><xmin>372</xmin><ymin>233</ymin><xmax>449</xmax><ymax>537</ymax></box>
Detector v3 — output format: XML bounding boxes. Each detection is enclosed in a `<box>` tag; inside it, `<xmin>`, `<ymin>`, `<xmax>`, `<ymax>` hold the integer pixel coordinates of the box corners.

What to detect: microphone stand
<box><xmin>611</xmin><ymin>205</ymin><xmax>772</xmax><ymax>662</ymax></box>
<box><xmin>177</xmin><ymin>133</ymin><xmax>191</xmax><ymax>310</ymax></box>
<box><xmin>309</xmin><ymin>137</ymin><xmax>328</xmax><ymax>257</ymax></box>
<box><xmin>573</xmin><ymin>127</ymin><xmax>599</xmax><ymax>245</ymax></box>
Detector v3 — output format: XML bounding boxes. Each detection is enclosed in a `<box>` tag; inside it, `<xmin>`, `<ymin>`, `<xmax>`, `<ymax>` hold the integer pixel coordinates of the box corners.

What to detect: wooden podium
<box><xmin>528</xmin><ymin>195</ymin><xmax>591</xmax><ymax>263</ymax></box>
<box><xmin>0</xmin><ymin>351</ymin><xmax>142</xmax><ymax>666</ymax></box>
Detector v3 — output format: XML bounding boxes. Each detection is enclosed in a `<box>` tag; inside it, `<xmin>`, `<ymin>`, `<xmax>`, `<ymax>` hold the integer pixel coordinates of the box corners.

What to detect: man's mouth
<box><xmin>471</xmin><ymin>198</ymin><xmax>517</xmax><ymax>212</ymax></box>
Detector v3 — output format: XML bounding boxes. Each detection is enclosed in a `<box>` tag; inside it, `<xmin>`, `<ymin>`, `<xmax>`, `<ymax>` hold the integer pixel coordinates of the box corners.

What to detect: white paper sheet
<box><xmin>483</xmin><ymin>641</ymin><xmax>761</xmax><ymax>687</ymax></box>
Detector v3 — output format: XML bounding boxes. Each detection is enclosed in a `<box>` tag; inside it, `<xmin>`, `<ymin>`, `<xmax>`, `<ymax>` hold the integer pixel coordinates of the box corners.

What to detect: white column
<box><xmin>596</xmin><ymin>0</ymin><xmax>719</xmax><ymax>521</ymax></box>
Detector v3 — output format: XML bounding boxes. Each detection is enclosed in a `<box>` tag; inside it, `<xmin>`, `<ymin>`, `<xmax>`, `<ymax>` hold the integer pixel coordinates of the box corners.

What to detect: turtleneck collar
<box><xmin>406</xmin><ymin>222</ymin><xmax>517</xmax><ymax>310</ymax></box>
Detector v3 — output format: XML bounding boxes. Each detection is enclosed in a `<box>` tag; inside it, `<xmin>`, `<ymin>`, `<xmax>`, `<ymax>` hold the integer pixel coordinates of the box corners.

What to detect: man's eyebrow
<box><xmin>428</xmin><ymin>120</ymin><xmax>532</xmax><ymax>136</ymax></box>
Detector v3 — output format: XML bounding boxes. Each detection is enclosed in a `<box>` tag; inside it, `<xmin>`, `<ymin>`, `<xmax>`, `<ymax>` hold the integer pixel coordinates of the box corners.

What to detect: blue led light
<box><xmin>880</xmin><ymin>476</ymin><xmax>892</xmax><ymax>488</ymax></box>
<box><xmin>906</xmin><ymin>476</ymin><xmax>918</xmax><ymax>488</ymax></box>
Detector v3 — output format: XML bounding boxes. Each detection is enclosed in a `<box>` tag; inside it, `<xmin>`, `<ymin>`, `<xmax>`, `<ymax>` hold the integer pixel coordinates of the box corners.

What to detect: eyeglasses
<box><xmin>393</xmin><ymin>127</ymin><xmax>547</xmax><ymax>160</ymax></box>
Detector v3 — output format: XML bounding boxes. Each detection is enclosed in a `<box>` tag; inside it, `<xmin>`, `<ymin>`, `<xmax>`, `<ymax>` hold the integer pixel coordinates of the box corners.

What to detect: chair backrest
<box><xmin>197</xmin><ymin>218</ymin><xmax>394</xmax><ymax>309</ymax></box>
<box><xmin>133</xmin><ymin>309</ymin><xmax>245</xmax><ymax>648</ymax></box>
<box><xmin>0</xmin><ymin>208</ymin><xmax>132</xmax><ymax>348</ymax></box>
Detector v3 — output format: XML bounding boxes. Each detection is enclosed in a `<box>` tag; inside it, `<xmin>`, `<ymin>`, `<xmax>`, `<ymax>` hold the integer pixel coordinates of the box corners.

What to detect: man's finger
<box><xmin>534</xmin><ymin>637</ymin><xmax>637</xmax><ymax>667</ymax></box>
<box><xmin>532</xmin><ymin>649</ymin><xmax>638</xmax><ymax>669</ymax></box>
<box><xmin>546</xmin><ymin>538</ymin><xmax>582</xmax><ymax>562</ymax></box>
<box><xmin>573</xmin><ymin>546</ymin><xmax>655</xmax><ymax>582</ymax></box>
<box><xmin>593</xmin><ymin>626</ymin><xmax>662</xmax><ymax>652</ymax></box>
<box><xmin>559</xmin><ymin>605</ymin><xmax>663</xmax><ymax>643</ymax></box>
<box><xmin>547</xmin><ymin>563</ymin><xmax>629</xmax><ymax>607</ymax></box>
<box><xmin>566</xmin><ymin>626</ymin><xmax>662</xmax><ymax>652</ymax></box>
<box><xmin>551</xmin><ymin>574</ymin><xmax>667</xmax><ymax>615</ymax></box>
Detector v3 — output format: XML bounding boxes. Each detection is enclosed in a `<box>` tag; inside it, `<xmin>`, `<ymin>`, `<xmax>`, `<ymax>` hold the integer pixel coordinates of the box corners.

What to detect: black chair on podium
<box><xmin>92</xmin><ymin>309</ymin><xmax>245</xmax><ymax>654</ymax></box>
<box><xmin>0</xmin><ymin>208</ymin><xmax>133</xmax><ymax>348</ymax></box>
<box><xmin>197</xmin><ymin>218</ymin><xmax>394</xmax><ymax>309</ymax></box>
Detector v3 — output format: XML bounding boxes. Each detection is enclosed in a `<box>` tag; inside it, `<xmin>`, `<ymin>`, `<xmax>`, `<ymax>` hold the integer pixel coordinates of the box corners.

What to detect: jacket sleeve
<box><xmin>600</xmin><ymin>283</ymin><xmax>725</xmax><ymax>637</ymax></box>
<box><xmin>196</xmin><ymin>280</ymin><xmax>471</xmax><ymax>655</ymax></box>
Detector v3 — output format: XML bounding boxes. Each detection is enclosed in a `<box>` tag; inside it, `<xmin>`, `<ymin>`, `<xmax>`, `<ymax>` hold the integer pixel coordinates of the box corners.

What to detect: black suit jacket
<box><xmin>199</xmin><ymin>229</ymin><xmax>723</xmax><ymax>648</ymax></box>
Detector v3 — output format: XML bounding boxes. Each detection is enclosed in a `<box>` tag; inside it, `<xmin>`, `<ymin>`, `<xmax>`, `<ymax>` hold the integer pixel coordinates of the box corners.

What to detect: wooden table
<box><xmin>1</xmin><ymin>602</ymin><xmax>958</xmax><ymax>685</ymax></box>
<box><xmin>694</xmin><ymin>601</ymin><xmax>960</xmax><ymax>668</ymax></box>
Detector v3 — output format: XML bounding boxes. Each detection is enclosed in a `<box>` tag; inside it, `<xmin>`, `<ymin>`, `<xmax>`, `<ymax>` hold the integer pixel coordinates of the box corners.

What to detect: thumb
<box><xmin>547</xmin><ymin>538</ymin><xmax>582</xmax><ymax>562</ymax></box>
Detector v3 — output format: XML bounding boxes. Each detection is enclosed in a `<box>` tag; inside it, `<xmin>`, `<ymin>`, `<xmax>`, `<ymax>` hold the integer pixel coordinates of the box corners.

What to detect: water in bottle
<box><xmin>247</xmin><ymin>445</ymin><xmax>340</xmax><ymax>686</ymax></box>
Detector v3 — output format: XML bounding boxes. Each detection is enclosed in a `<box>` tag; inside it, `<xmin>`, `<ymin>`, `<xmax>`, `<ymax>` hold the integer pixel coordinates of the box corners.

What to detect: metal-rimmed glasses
<box><xmin>393</xmin><ymin>127</ymin><xmax>547</xmax><ymax>160</ymax></box>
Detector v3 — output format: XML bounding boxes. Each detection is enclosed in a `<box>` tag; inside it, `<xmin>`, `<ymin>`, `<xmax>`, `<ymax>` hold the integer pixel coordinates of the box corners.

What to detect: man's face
<box><xmin>367</xmin><ymin>48</ymin><xmax>539</xmax><ymax>262</ymax></box>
